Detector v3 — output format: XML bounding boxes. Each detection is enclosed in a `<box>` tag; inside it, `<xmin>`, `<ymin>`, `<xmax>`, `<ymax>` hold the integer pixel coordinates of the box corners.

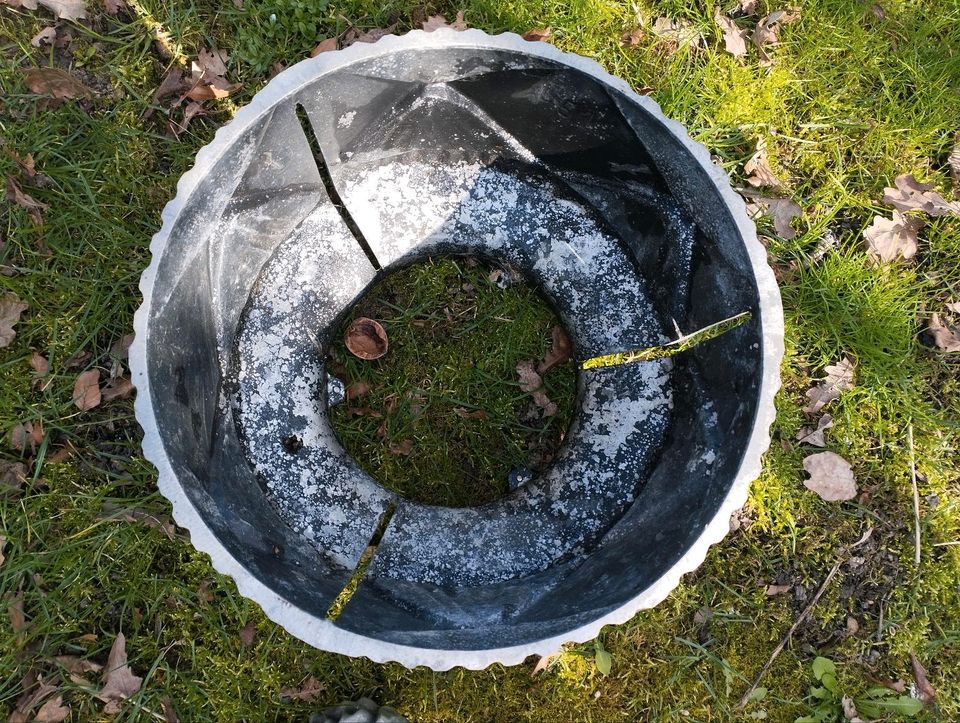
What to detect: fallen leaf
<box><xmin>65</xmin><ymin>350</ymin><xmax>90</xmax><ymax>368</ymax></box>
<box><xmin>53</xmin><ymin>655</ymin><xmax>103</xmax><ymax>676</ymax></box>
<box><xmin>909</xmin><ymin>653</ymin><xmax>935</xmax><ymax>705</ymax></box>
<box><xmin>10</xmin><ymin>420</ymin><xmax>44</xmax><ymax>453</ymax></box>
<box><xmin>279</xmin><ymin>675</ymin><xmax>325</xmax><ymax>702</ymax></box>
<box><xmin>620</xmin><ymin>28</ymin><xmax>643</xmax><ymax>47</ymax></box>
<box><xmin>454</xmin><ymin>407</ymin><xmax>488</xmax><ymax>420</ymax></box>
<box><xmin>752</xmin><ymin>8</ymin><xmax>800</xmax><ymax>66</ymax></box>
<box><xmin>651</xmin><ymin>16</ymin><xmax>704</xmax><ymax>51</ymax></box>
<box><xmin>737</xmin><ymin>0</ymin><xmax>759</xmax><ymax>13</ymax></box>
<box><xmin>34</xmin><ymin>695</ymin><xmax>69</xmax><ymax>722</ymax></box>
<box><xmin>345</xmin><ymin>317</ymin><xmax>388</xmax><ymax>360</ymax></box>
<box><xmin>863</xmin><ymin>211</ymin><xmax>922</xmax><ymax>263</ymax></box>
<box><xmin>239</xmin><ymin>621</ymin><xmax>256</xmax><ymax>648</ymax></box>
<box><xmin>0</xmin><ymin>292</ymin><xmax>29</xmax><ymax>347</ymax></box>
<box><xmin>388</xmin><ymin>438</ymin><xmax>413</xmax><ymax>456</ymax></box>
<box><xmin>109</xmin><ymin>333</ymin><xmax>135</xmax><ymax>358</ymax></box>
<box><xmin>803</xmin><ymin>358</ymin><xmax>854</xmax><ymax>414</ymax></box>
<box><xmin>744</xmin><ymin>139</ymin><xmax>783</xmax><ymax>189</ymax></box>
<box><xmin>185</xmin><ymin>47</ymin><xmax>240</xmax><ymax>101</ymax></box>
<box><xmin>23</xmin><ymin>67</ymin><xmax>94</xmax><ymax>99</ymax></box>
<box><xmin>72</xmin><ymin>368</ymin><xmax>101</xmax><ymax>410</ymax></box>
<box><xmin>522</xmin><ymin>27</ymin><xmax>552</xmax><ymax>42</ymax></box>
<box><xmin>882</xmin><ymin>173</ymin><xmax>959</xmax><ymax>217</ymax></box>
<box><xmin>538</xmin><ymin>325</ymin><xmax>572</xmax><ymax>374</ymax></box>
<box><xmin>802</xmin><ymin>451</ymin><xmax>857</xmax><ymax>502</ymax></box>
<box><xmin>1</xmin><ymin>461</ymin><xmax>27</xmax><ymax>492</ymax></box>
<box><xmin>161</xmin><ymin>697</ymin><xmax>179</xmax><ymax>723</ymax></box>
<box><xmin>422</xmin><ymin>11</ymin><xmax>467</xmax><ymax>32</ymax></box>
<box><xmin>346</xmin><ymin>381</ymin><xmax>372</xmax><ymax>401</ymax></box>
<box><xmin>741</xmin><ymin>192</ymin><xmax>803</xmax><ymax>239</ymax></box>
<box><xmin>96</xmin><ymin>633</ymin><xmax>143</xmax><ymax>714</ymax></box>
<box><xmin>6</xmin><ymin>175</ymin><xmax>48</xmax><ymax>225</ymax></box>
<box><xmin>168</xmin><ymin>100</ymin><xmax>205</xmax><ymax>138</ymax></box>
<box><xmin>101</xmin><ymin>375</ymin><xmax>134</xmax><ymax>401</ymax></box>
<box><xmin>341</xmin><ymin>25</ymin><xmax>396</xmax><ymax>46</ymax></box>
<box><xmin>30</xmin><ymin>26</ymin><xmax>57</xmax><ymax>47</ymax></box>
<box><xmin>7</xmin><ymin>591</ymin><xmax>27</xmax><ymax>632</ymax></box>
<box><xmin>531</xmin><ymin>652</ymin><xmax>559</xmax><ymax>676</ymax></box>
<box><xmin>516</xmin><ymin>359</ymin><xmax>543</xmax><ymax>393</ymax></box>
<box><xmin>714</xmin><ymin>7</ymin><xmax>748</xmax><ymax>58</ymax></box>
<box><xmin>310</xmin><ymin>37</ymin><xmax>337</xmax><ymax>56</ymax></box>
<box><xmin>841</xmin><ymin>695</ymin><xmax>860</xmax><ymax>722</ymax></box>
<box><xmin>100</xmin><ymin>503</ymin><xmax>176</xmax><ymax>541</ymax></box>
<box><xmin>35</xmin><ymin>0</ymin><xmax>87</xmax><ymax>20</ymax></box>
<box><xmin>103</xmin><ymin>0</ymin><xmax>124</xmax><ymax>14</ymax></box>
<box><xmin>946</xmin><ymin>301</ymin><xmax>960</xmax><ymax>314</ymax></box>
<box><xmin>8</xmin><ymin>672</ymin><xmax>58</xmax><ymax>723</ymax></box>
<box><xmin>765</xmin><ymin>583</ymin><xmax>791</xmax><ymax>596</ymax></box>
<box><xmin>30</xmin><ymin>351</ymin><xmax>49</xmax><ymax>376</ymax></box>
<box><xmin>927</xmin><ymin>313</ymin><xmax>960</xmax><ymax>352</ymax></box>
<box><xmin>144</xmin><ymin>68</ymin><xmax>185</xmax><ymax>119</ymax></box>
<box><xmin>797</xmin><ymin>413</ymin><xmax>833</xmax><ymax>447</ymax></box>
<box><xmin>846</xmin><ymin>616</ymin><xmax>859</xmax><ymax>634</ymax></box>
<box><xmin>949</xmin><ymin>135</ymin><xmax>960</xmax><ymax>192</ymax></box>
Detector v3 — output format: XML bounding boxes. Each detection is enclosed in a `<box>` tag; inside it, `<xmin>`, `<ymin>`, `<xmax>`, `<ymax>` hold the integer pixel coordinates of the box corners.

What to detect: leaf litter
<box><xmin>0</xmin><ymin>292</ymin><xmax>29</xmax><ymax>347</ymax></box>
<box><xmin>803</xmin><ymin>358</ymin><xmax>854</xmax><ymax>415</ymax></box>
<box><xmin>95</xmin><ymin>633</ymin><xmax>142</xmax><ymax>714</ymax></box>
<box><xmin>803</xmin><ymin>451</ymin><xmax>857</xmax><ymax>501</ymax></box>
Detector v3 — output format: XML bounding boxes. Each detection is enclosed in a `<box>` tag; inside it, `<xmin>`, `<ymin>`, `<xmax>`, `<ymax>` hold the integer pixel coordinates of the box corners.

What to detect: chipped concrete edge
<box><xmin>129</xmin><ymin>28</ymin><xmax>784</xmax><ymax>671</ymax></box>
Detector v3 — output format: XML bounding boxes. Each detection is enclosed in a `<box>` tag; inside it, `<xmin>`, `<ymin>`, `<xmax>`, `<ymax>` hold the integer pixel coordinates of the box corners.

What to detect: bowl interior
<box><xmin>144</xmin><ymin>44</ymin><xmax>763</xmax><ymax>651</ymax></box>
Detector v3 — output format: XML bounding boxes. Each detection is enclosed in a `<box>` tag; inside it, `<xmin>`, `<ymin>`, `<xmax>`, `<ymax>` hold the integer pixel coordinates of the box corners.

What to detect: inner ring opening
<box><xmin>326</xmin><ymin>254</ymin><xmax>579</xmax><ymax>508</ymax></box>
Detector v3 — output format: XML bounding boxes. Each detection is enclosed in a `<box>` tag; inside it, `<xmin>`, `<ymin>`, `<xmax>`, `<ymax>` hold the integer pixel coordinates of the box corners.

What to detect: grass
<box><xmin>1</xmin><ymin>0</ymin><xmax>959</xmax><ymax>720</ymax></box>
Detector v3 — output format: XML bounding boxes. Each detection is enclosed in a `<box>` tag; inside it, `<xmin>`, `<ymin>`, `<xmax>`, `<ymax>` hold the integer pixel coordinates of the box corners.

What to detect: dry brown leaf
<box><xmin>1</xmin><ymin>292</ymin><xmax>29</xmax><ymax>347</ymax></box>
<box><xmin>102</xmin><ymin>375</ymin><xmax>134</xmax><ymax>401</ymax></box>
<box><xmin>737</xmin><ymin>0</ymin><xmax>759</xmax><ymax>13</ymax></box>
<box><xmin>802</xmin><ymin>451</ymin><xmax>857</xmax><ymax>501</ymax></box>
<box><xmin>346</xmin><ymin>381</ymin><xmax>372</xmax><ymax>400</ymax></box>
<box><xmin>742</xmin><ymin>192</ymin><xmax>803</xmax><ymax>239</ymax></box>
<box><xmin>72</xmin><ymin>368</ymin><xmax>101</xmax><ymax>410</ymax></box>
<box><xmin>345</xmin><ymin>317</ymin><xmax>388</xmax><ymax>360</ymax></box>
<box><xmin>797</xmin><ymin>413</ymin><xmax>833</xmax><ymax>447</ymax></box>
<box><xmin>145</xmin><ymin>68</ymin><xmax>185</xmax><ymax>119</ymax></box>
<box><xmin>803</xmin><ymin>358</ymin><xmax>854</xmax><ymax>414</ymax></box>
<box><xmin>883</xmin><ymin>173</ymin><xmax>959</xmax><ymax>217</ymax></box>
<box><xmin>538</xmin><ymin>325</ymin><xmax>572</xmax><ymax>374</ymax></box>
<box><xmin>752</xmin><ymin>8</ymin><xmax>800</xmax><ymax>66</ymax></box>
<box><xmin>30</xmin><ymin>26</ymin><xmax>57</xmax><ymax>47</ymax></box>
<box><xmin>765</xmin><ymin>583</ymin><xmax>791</xmax><ymax>596</ymax></box>
<box><xmin>522</xmin><ymin>27</ymin><xmax>552</xmax><ymax>42</ymax></box>
<box><xmin>10</xmin><ymin>420</ymin><xmax>44</xmax><ymax>453</ymax></box>
<box><xmin>1</xmin><ymin>461</ymin><xmax>27</xmax><ymax>491</ymax></box>
<box><xmin>239</xmin><ymin>621</ymin><xmax>257</xmax><ymax>648</ymax></box>
<box><xmin>531</xmin><ymin>652</ymin><xmax>559</xmax><ymax>676</ymax></box>
<box><xmin>310</xmin><ymin>37</ymin><xmax>338</xmax><ymax>56</ymax></box>
<box><xmin>109</xmin><ymin>333</ymin><xmax>135</xmax><ymax>359</ymax></box>
<box><xmin>949</xmin><ymin>135</ymin><xmax>960</xmax><ymax>192</ymax></box>
<box><xmin>516</xmin><ymin>360</ymin><xmax>543</xmax><ymax>393</ymax></box>
<box><xmin>6</xmin><ymin>175</ymin><xmax>48</xmax><ymax>226</ymax></box>
<box><xmin>162</xmin><ymin>696</ymin><xmax>179</xmax><ymax>723</ymax></box>
<box><xmin>34</xmin><ymin>695</ymin><xmax>69</xmax><ymax>722</ymax></box>
<box><xmin>101</xmin><ymin>503</ymin><xmax>176</xmax><ymax>541</ymax></box>
<box><xmin>946</xmin><ymin>301</ymin><xmax>960</xmax><ymax>314</ymax></box>
<box><xmin>168</xmin><ymin>100</ymin><xmax>205</xmax><ymax>138</ymax></box>
<box><xmin>714</xmin><ymin>7</ymin><xmax>748</xmax><ymax>58</ymax></box>
<box><xmin>422</xmin><ymin>11</ymin><xmax>467</xmax><ymax>32</ymax></box>
<box><xmin>388</xmin><ymin>438</ymin><xmax>413</xmax><ymax>456</ymax></box>
<box><xmin>36</xmin><ymin>0</ymin><xmax>87</xmax><ymax>20</ymax></box>
<box><xmin>279</xmin><ymin>675</ymin><xmax>325</xmax><ymax>702</ymax></box>
<box><xmin>927</xmin><ymin>313</ymin><xmax>960</xmax><ymax>353</ymax></box>
<box><xmin>23</xmin><ymin>67</ymin><xmax>94</xmax><ymax>99</ymax></box>
<box><xmin>53</xmin><ymin>654</ymin><xmax>103</xmax><ymax>676</ymax></box>
<box><xmin>186</xmin><ymin>47</ymin><xmax>240</xmax><ymax>101</ymax></box>
<box><xmin>96</xmin><ymin>633</ymin><xmax>143</xmax><ymax>714</ymax></box>
<box><xmin>103</xmin><ymin>0</ymin><xmax>124</xmax><ymax>14</ymax></box>
<box><xmin>454</xmin><ymin>407</ymin><xmax>488</xmax><ymax>420</ymax></box>
<box><xmin>7</xmin><ymin>591</ymin><xmax>27</xmax><ymax>632</ymax></box>
<box><xmin>863</xmin><ymin>211</ymin><xmax>922</xmax><ymax>263</ymax></box>
<box><xmin>30</xmin><ymin>351</ymin><xmax>50</xmax><ymax>376</ymax></box>
<box><xmin>909</xmin><ymin>653</ymin><xmax>935</xmax><ymax>705</ymax></box>
<box><xmin>8</xmin><ymin>673</ymin><xmax>58</xmax><ymax>723</ymax></box>
<box><xmin>841</xmin><ymin>695</ymin><xmax>860</xmax><ymax>722</ymax></box>
<box><xmin>620</xmin><ymin>28</ymin><xmax>643</xmax><ymax>47</ymax></box>
<box><xmin>651</xmin><ymin>16</ymin><xmax>704</xmax><ymax>51</ymax></box>
<box><xmin>342</xmin><ymin>25</ymin><xmax>396</xmax><ymax>46</ymax></box>
<box><xmin>744</xmin><ymin>139</ymin><xmax>783</xmax><ymax>189</ymax></box>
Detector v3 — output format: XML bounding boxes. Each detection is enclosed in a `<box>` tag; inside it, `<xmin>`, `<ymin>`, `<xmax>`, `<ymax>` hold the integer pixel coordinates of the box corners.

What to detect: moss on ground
<box><xmin>1</xmin><ymin>0</ymin><xmax>959</xmax><ymax>721</ymax></box>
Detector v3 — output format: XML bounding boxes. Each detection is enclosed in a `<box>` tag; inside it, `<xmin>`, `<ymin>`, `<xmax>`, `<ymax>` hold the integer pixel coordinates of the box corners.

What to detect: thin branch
<box><xmin>736</xmin><ymin>527</ymin><xmax>873</xmax><ymax>709</ymax></box>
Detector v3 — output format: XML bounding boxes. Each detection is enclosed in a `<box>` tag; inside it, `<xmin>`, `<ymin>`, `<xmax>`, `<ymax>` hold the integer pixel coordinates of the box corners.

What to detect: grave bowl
<box><xmin>130</xmin><ymin>29</ymin><xmax>783</xmax><ymax>670</ymax></box>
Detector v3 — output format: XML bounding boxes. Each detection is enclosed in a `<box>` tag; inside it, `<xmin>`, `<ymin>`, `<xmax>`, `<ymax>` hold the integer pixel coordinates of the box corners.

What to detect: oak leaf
<box><xmin>96</xmin><ymin>633</ymin><xmax>143</xmax><ymax>714</ymax></box>
<box><xmin>802</xmin><ymin>451</ymin><xmax>857</xmax><ymax>501</ymax></box>
<box><xmin>927</xmin><ymin>313</ymin><xmax>960</xmax><ymax>352</ymax></box>
<box><xmin>72</xmin><ymin>368</ymin><xmax>101</xmax><ymax>410</ymax></box>
<box><xmin>0</xmin><ymin>292</ymin><xmax>29</xmax><ymax>347</ymax></box>
<box><xmin>883</xmin><ymin>173</ymin><xmax>959</xmax><ymax>217</ymax></box>
<box><xmin>6</xmin><ymin>175</ymin><xmax>47</xmax><ymax>225</ymax></box>
<box><xmin>863</xmin><ymin>211</ymin><xmax>922</xmax><ymax>263</ymax></box>
<box><xmin>23</xmin><ymin>67</ymin><xmax>94</xmax><ymax>99</ymax></box>
<box><xmin>714</xmin><ymin>7</ymin><xmax>748</xmax><ymax>58</ymax></box>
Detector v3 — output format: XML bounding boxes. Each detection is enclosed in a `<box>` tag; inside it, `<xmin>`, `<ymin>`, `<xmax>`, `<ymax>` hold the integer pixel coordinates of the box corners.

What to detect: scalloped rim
<box><xmin>129</xmin><ymin>29</ymin><xmax>784</xmax><ymax>671</ymax></box>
